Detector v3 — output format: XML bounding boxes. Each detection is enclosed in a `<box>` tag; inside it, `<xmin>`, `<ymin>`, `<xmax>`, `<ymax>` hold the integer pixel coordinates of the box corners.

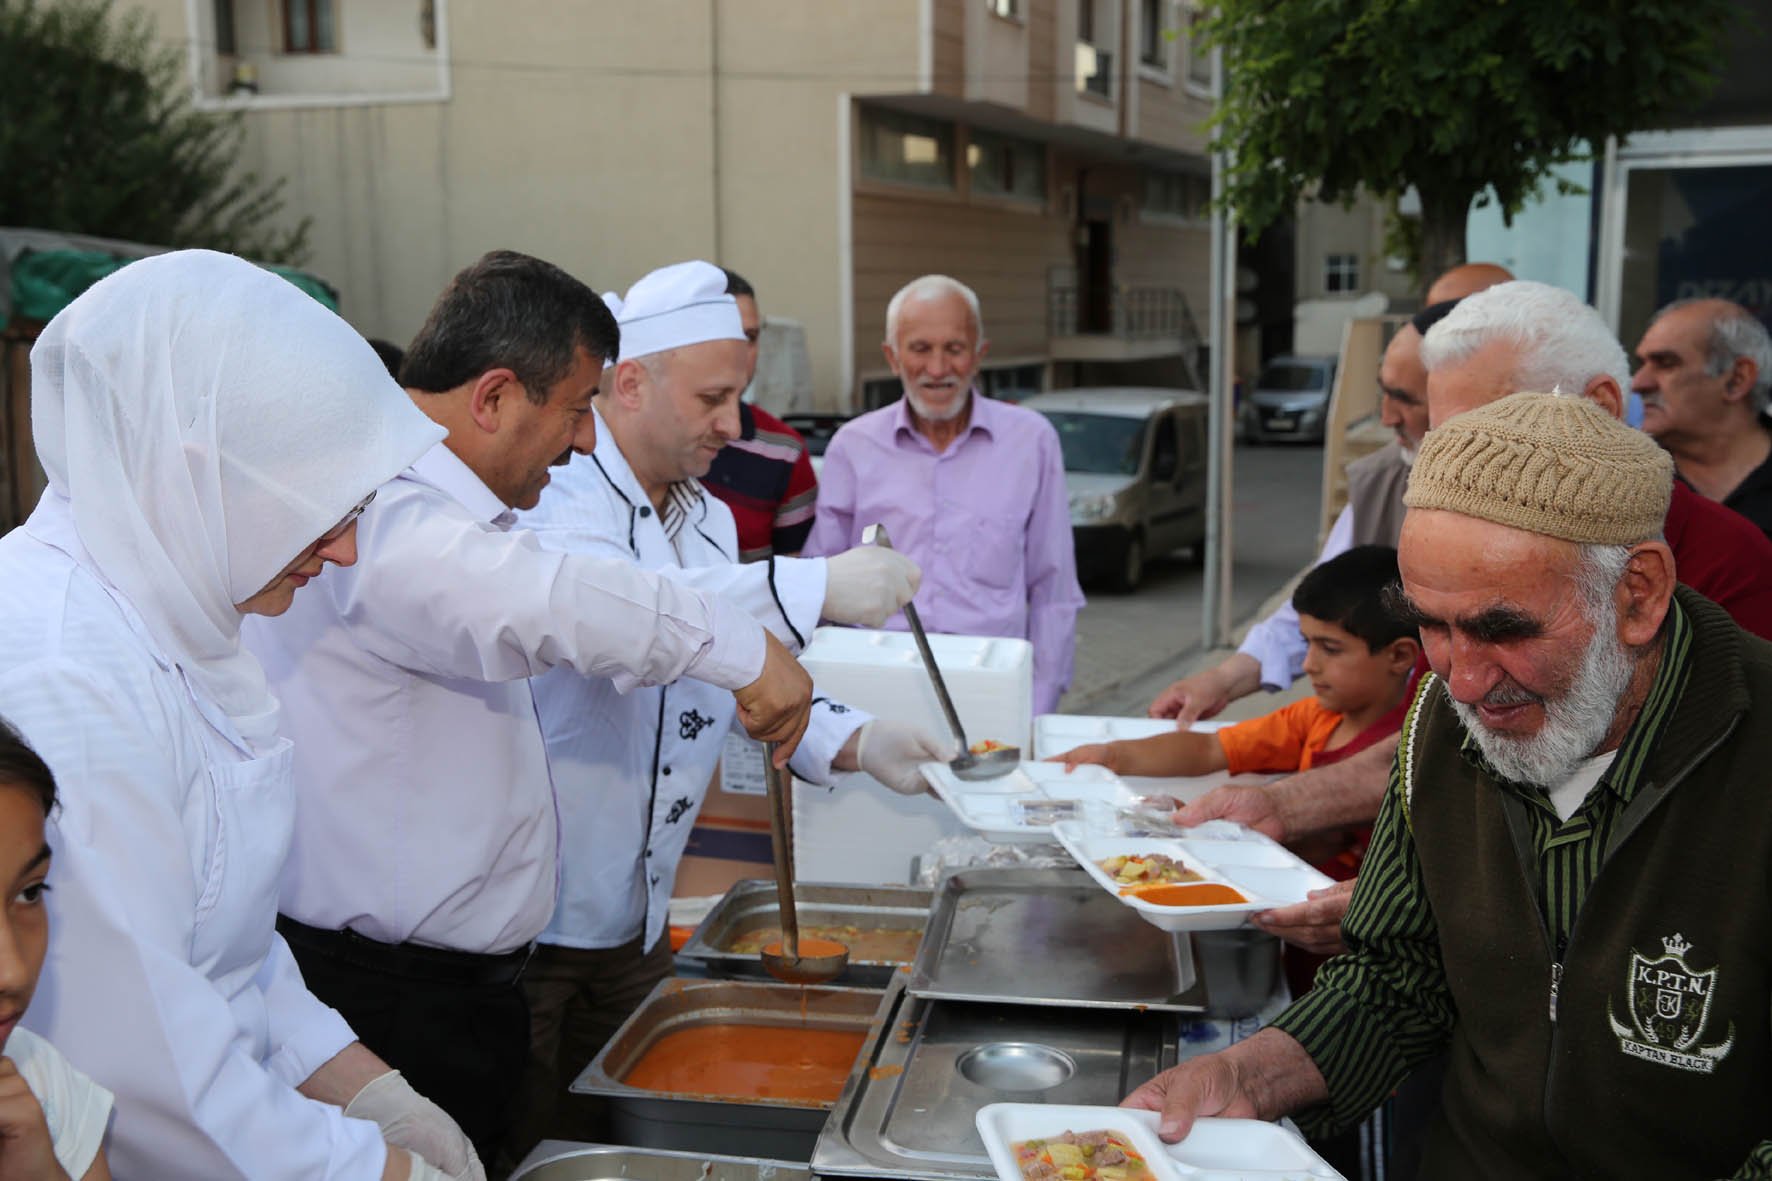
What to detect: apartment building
<box><xmin>146</xmin><ymin>0</ymin><xmax>1217</xmax><ymax>410</ymax></box>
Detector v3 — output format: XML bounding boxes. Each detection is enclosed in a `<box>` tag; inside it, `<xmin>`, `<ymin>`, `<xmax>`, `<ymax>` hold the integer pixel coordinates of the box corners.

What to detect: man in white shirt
<box><xmin>244</xmin><ymin>251</ymin><xmax>820</xmax><ymax>1162</ymax></box>
<box><xmin>507</xmin><ymin>260</ymin><xmax>946</xmax><ymax>1151</ymax></box>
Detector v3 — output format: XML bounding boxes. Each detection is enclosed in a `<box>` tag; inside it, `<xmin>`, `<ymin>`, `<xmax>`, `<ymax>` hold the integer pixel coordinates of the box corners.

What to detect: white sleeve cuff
<box><xmin>787</xmin><ymin>697</ymin><xmax>872</xmax><ymax>783</ymax></box>
<box><xmin>680</xmin><ymin>596</ymin><xmax>767</xmax><ymax>692</ymax></box>
<box><xmin>766</xmin><ymin>556</ymin><xmax>827</xmax><ymax>651</ymax></box>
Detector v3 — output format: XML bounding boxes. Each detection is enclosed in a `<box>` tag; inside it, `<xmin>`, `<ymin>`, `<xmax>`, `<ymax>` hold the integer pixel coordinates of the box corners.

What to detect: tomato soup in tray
<box><xmin>621</xmin><ymin>1023</ymin><xmax>867</xmax><ymax>1104</ymax></box>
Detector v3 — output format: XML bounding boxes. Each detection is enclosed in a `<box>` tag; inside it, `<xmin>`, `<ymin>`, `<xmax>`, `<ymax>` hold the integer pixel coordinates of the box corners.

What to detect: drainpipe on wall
<box><xmin>709</xmin><ymin>0</ymin><xmax>723</xmax><ymax>261</ymax></box>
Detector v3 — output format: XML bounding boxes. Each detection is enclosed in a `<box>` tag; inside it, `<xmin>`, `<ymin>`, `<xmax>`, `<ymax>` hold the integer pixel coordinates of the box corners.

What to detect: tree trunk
<box><xmin>1415</xmin><ymin>187</ymin><xmax>1474</xmax><ymax>299</ymax></box>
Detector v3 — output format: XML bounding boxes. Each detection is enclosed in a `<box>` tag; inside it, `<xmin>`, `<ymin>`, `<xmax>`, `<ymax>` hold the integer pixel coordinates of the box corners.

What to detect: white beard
<box><xmin>905</xmin><ymin>386</ymin><xmax>971</xmax><ymax>422</ymax></box>
<box><xmin>1448</xmin><ymin>621</ymin><xmax>1636</xmax><ymax>788</ymax></box>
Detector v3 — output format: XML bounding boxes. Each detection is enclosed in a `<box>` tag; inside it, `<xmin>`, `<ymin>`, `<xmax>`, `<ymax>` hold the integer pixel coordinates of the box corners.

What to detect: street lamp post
<box><xmin>1202</xmin><ymin>42</ymin><xmax>1236</xmax><ymax>649</ymax></box>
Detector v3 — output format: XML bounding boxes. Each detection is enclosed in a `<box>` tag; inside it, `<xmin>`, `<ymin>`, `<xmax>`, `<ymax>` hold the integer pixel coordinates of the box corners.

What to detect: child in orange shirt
<box><xmin>1054</xmin><ymin>544</ymin><xmax>1419</xmax><ymax>813</ymax></box>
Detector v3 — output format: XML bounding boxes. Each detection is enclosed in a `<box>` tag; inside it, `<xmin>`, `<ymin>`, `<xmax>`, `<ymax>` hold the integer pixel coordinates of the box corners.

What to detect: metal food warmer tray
<box><xmin>677</xmin><ymin>880</ymin><xmax>934</xmax><ymax>989</ymax></box>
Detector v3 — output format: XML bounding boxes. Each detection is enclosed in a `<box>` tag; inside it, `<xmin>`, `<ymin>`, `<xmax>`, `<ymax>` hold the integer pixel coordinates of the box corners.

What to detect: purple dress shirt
<box><xmin>803</xmin><ymin>393</ymin><xmax>1085</xmax><ymax>714</ymax></box>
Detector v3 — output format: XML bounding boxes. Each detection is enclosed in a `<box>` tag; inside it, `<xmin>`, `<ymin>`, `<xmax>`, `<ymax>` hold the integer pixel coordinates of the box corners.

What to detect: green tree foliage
<box><xmin>1201</xmin><ymin>0</ymin><xmax>1738</xmax><ymax>286</ymax></box>
<box><xmin>0</xmin><ymin>0</ymin><xmax>307</xmax><ymax>262</ymax></box>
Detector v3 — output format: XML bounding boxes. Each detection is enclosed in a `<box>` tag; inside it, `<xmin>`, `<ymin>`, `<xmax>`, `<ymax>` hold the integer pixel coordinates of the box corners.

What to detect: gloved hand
<box><xmin>346</xmin><ymin>1070</ymin><xmax>485</xmax><ymax>1181</ymax></box>
<box><xmin>855</xmin><ymin>719</ymin><xmax>957</xmax><ymax>795</ymax></box>
<box><xmin>402</xmin><ymin>1150</ymin><xmax>455</xmax><ymax>1181</ymax></box>
<box><xmin>821</xmin><ymin>546</ymin><xmax>920</xmax><ymax>627</ymax></box>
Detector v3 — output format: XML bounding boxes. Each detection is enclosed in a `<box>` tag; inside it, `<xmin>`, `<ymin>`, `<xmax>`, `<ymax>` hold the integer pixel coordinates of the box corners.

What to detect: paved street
<box><xmin>1058</xmin><ymin>442</ymin><xmax>1327</xmax><ymax>717</ymax></box>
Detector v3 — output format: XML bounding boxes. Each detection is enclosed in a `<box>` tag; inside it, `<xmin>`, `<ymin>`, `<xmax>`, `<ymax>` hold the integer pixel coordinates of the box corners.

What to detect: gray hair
<box><xmin>1650</xmin><ymin>298</ymin><xmax>1772</xmax><ymax>414</ymax></box>
<box><xmin>884</xmin><ymin>274</ymin><xmax>984</xmax><ymax>347</ymax></box>
<box><xmin>1575</xmin><ymin>543</ymin><xmax>1633</xmax><ymax>625</ymax></box>
<box><xmin>1421</xmin><ymin>280</ymin><xmax>1630</xmax><ymax>399</ymax></box>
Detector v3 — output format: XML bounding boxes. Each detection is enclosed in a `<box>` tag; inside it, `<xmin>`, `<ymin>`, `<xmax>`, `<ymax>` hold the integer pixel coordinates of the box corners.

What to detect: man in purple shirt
<box><xmin>804</xmin><ymin>275</ymin><xmax>1085</xmax><ymax>714</ymax></box>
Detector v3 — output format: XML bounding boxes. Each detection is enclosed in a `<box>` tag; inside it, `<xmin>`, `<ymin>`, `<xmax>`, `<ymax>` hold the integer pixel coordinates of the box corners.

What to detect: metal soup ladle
<box><xmin>758</xmin><ymin>741</ymin><xmax>849</xmax><ymax>985</ymax></box>
<box><xmin>861</xmin><ymin>523</ymin><xmax>1019</xmax><ymax>781</ymax></box>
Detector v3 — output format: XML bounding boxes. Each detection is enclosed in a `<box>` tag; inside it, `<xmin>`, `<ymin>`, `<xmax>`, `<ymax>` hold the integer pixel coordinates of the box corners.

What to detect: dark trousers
<box><xmin>501</xmin><ymin>933</ymin><xmax>674</xmax><ymax>1169</ymax></box>
<box><xmin>278</xmin><ymin>916</ymin><xmax>532</xmax><ymax>1165</ymax></box>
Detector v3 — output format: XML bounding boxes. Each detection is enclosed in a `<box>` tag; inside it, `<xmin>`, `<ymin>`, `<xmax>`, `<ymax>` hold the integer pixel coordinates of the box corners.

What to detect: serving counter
<box><xmin>517</xmin><ymin>859</ymin><xmax>1292</xmax><ymax>1181</ymax></box>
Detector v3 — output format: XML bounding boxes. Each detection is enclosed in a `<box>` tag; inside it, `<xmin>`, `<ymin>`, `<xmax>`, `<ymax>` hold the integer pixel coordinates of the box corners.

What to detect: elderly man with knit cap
<box><xmin>1128</xmin><ymin>393</ymin><xmax>1772</xmax><ymax>1179</ymax></box>
<box><xmin>506</xmin><ymin>261</ymin><xmax>948</xmax><ymax>1155</ymax></box>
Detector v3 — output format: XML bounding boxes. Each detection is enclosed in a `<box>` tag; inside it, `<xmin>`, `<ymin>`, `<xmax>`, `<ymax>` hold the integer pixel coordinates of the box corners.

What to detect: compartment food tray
<box><xmin>976</xmin><ymin>1104</ymin><xmax>1344</xmax><ymax>1180</ymax></box>
<box><xmin>920</xmin><ymin>760</ymin><xmax>1144</xmax><ymax>843</ymax></box>
<box><xmin>1053</xmin><ymin>820</ymin><xmax>1334</xmax><ymax>933</ymax></box>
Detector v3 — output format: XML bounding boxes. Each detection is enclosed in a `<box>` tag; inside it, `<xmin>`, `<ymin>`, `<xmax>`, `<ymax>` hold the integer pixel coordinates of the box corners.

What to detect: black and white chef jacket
<box><xmin>518</xmin><ymin>407</ymin><xmax>869</xmax><ymax>951</ymax></box>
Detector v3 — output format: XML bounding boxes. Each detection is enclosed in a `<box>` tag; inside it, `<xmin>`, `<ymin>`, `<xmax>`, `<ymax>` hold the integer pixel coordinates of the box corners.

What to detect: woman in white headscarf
<box><xmin>0</xmin><ymin>251</ymin><xmax>475</xmax><ymax>1180</ymax></box>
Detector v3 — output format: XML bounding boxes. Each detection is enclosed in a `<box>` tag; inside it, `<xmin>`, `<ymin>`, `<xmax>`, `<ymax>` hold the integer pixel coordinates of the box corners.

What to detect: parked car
<box><xmin>1241</xmin><ymin>354</ymin><xmax>1338</xmax><ymax>444</ymax></box>
<box><xmin>1021</xmin><ymin>388</ymin><xmax>1210</xmax><ymax>591</ymax></box>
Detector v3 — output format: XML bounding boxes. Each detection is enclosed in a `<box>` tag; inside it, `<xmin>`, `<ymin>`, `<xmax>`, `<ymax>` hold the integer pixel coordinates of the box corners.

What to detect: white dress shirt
<box><xmin>1237</xmin><ymin>505</ymin><xmax>1355</xmax><ymax>690</ymax></box>
<box><xmin>0</xmin><ymin>500</ymin><xmax>386</xmax><ymax>1179</ymax></box>
<box><xmin>520</xmin><ymin>409</ymin><xmax>867</xmax><ymax>951</ymax></box>
<box><xmin>245</xmin><ymin>442</ymin><xmax>770</xmax><ymax>954</ymax></box>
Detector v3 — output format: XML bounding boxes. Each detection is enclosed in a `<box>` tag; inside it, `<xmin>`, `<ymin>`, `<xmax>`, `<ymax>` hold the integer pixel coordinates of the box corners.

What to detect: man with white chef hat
<box><xmin>243</xmin><ymin>251</ymin><xmax>824</xmax><ymax>1163</ymax></box>
<box><xmin>506</xmin><ymin>260</ymin><xmax>948</xmax><ymax>1152</ymax></box>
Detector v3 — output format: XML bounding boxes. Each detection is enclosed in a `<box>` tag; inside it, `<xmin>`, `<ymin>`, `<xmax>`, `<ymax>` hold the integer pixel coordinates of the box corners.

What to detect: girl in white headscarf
<box><xmin>0</xmin><ymin>251</ymin><xmax>473</xmax><ymax>1180</ymax></box>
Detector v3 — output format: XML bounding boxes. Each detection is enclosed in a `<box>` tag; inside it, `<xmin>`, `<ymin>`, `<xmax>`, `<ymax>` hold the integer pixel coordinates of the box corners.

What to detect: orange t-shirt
<box><xmin>1214</xmin><ymin>697</ymin><xmax>1345</xmax><ymax>776</ymax></box>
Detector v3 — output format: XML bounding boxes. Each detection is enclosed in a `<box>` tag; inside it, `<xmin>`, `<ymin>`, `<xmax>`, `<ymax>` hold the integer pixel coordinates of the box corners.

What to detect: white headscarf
<box><xmin>30</xmin><ymin>249</ymin><xmax>445</xmax><ymax>749</ymax></box>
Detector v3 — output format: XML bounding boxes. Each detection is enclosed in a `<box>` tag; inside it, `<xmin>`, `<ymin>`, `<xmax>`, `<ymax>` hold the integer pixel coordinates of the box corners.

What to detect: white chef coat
<box><xmin>245</xmin><ymin>442</ymin><xmax>770</xmax><ymax>954</ymax></box>
<box><xmin>0</xmin><ymin>499</ymin><xmax>387</xmax><ymax>1179</ymax></box>
<box><xmin>520</xmin><ymin>408</ymin><xmax>868</xmax><ymax>951</ymax></box>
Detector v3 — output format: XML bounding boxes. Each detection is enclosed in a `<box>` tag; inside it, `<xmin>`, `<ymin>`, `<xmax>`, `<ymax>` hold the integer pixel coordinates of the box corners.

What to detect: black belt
<box><xmin>276</xmin><ymin>915</ymin><xmax>535</xmax><ymax>988</ymax></box>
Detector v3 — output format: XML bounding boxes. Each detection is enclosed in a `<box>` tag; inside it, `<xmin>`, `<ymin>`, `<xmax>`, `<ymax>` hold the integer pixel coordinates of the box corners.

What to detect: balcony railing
<box><xmin>1050</xmin><ymin>283</ymin><xmax>1197</xmax><ymax>341</ymax></box>
<box><xmin>1049</xmin><ymin>283</ymin><xmax>1205</xmax><ymax>385</ymax></box>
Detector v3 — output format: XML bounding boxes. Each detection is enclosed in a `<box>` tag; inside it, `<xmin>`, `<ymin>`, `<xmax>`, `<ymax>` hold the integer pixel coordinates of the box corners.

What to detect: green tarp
<box><xmin>3</xmin><ymin>247</ymin><xmax>338</xmax><ymax>331</ymax></box>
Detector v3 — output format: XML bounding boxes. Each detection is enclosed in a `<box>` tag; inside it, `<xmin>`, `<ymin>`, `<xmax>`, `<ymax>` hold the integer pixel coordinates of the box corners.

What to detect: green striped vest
<box><xmin>1402</xmin><ymin>587</ymin><xmax>1772</xmax><ymax>1179</ymax></box>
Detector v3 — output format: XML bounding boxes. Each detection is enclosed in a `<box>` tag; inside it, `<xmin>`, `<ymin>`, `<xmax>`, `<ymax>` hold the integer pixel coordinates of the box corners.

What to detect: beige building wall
<box><xmin>851</xmin><ymin>188</ymin><xmax>1072</xmax><ymax>385</ymax></box>
<box><xmin>1293</xmin><ymin>192</ymin><xmax>1416</xmax><ymax>307</ymax></box>
<box><xmin>135</xmin><ymin>0</ymin><xmax>1207</xmax><ymax>411</ymax></box>
<box><xmin>144</xmin><ymin>0</ymin><xmax>922</xmax><ymax>407</ymax></box>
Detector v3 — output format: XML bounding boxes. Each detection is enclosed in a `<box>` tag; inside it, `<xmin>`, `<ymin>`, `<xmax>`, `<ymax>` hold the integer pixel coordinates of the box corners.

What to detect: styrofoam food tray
<box><xmin>976</xmin><ymin>1103</ymin><xmax>1183</xmax><ymax>1181</ymax></box>
<box><xmin>976</xmin><ymin>1103</ymin><xmax>1344</xmax><ymax>1180</ymax></box>
<box><xmin>1052</xmin><ymin>821</ymin><xmax>1335</xmax><ymax>932</ymax></box>
<box><xmin>919</xmin><ymin>760</ymin><xmax>1142</xmax><ymax>843</ymax></box>
<box><xmin>1033</xmin><ymin>714</ymin><xmax>1230</xmax><ymax>759</ymax></box>
<box><xmin>1034</xmin><ymin>715</ymin><xmax>1260</xmax><ymax>805</ymax></box>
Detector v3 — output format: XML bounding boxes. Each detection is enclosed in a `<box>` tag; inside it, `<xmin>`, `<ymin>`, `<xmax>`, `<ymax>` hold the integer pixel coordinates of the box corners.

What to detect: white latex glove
<box><xmin>403</xmin><ymin>1150</ymin><xmax>454</xmax><ymax>1181</ymax></box>
<box><xmin>855</xmin><ymin>719</ymin><xmax>957</xmax><ymax>795</ymax></box>
<box><xmin>821</xmin><ymin>546</ymin><xmax>921</xmax><ymax>627</ymax></box>
<box><xmin>346</xmin><ymin>1070</ymin><xmax>485</xmax><ymax>1181</ymax></box>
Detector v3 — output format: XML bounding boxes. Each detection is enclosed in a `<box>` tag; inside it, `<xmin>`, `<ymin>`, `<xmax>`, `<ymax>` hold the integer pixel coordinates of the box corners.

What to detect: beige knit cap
<box><xmin>1404</xmin><ymin>392</ymin><xmax>1673</xmax><ymax>545</ymax></box>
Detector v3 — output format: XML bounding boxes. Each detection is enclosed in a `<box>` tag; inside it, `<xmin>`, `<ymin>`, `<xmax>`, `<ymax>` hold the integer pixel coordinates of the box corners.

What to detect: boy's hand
<box><xmin>1048</xmin><ymin>743</ymin><xmax>1119</xmax><ymax>773</ymax></box>
<box><xmin>0</xmin><ymin>1057</ymin><xmax>70</xmax><ymax>1181</ymax></box>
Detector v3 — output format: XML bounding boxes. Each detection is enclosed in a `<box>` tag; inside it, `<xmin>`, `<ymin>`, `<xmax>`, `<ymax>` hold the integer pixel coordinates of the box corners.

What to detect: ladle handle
<box><xmin>861</xmin><ymin>523</ymin><xmax>971</xmax><ymax>751</ymax></box>
<box><xmin>763</xmin><ymin>742</ymin><xmax>800</xmax><ymax>959</ymax></box>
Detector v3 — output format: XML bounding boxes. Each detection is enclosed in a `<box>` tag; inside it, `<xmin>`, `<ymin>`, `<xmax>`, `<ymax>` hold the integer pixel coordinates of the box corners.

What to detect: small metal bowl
<box><xmin>955</xmin><ymin>1042</ymin><xmax>1078</xmax><ymax>1091</ymax></box>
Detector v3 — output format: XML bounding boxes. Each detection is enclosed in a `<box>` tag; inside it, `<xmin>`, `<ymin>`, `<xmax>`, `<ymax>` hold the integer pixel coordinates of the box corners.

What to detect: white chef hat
<box><xmin>604</xmin><ymin>260</ymin><xmax>745</xmax><ymax>362</ymax></box>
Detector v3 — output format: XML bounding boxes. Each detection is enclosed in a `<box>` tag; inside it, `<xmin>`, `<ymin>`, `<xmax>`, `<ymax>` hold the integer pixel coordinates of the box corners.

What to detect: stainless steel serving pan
<box><xmin>509</xmin><ymin>1140</ymin><xmax>811</xmax><ymax>1181</ymax></box>
<box><xmin>812</xmin><ymin>975</ymin><xmax>1180</xmax><ymax>1179</ymax></box>
<box><xmin>907</xmin><ymin>867</ymin><xmax>1207</xmax><ymax>1011</ymax></box>
<box><xmin>570</xmin><ymin>978</ymin><xmax>888</xmax><ymax>1161</ymax></box>
<box><xmin>677</xmin><ymin>879</ymin><xmax>933</xmax><ymax>989</ymax></box>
